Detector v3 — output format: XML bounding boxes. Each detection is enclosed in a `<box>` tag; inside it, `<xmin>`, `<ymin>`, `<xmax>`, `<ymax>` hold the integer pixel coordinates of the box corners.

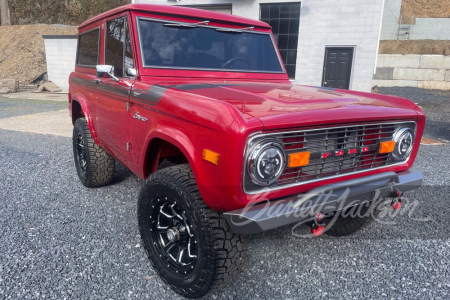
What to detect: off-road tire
<box><xmin>138</xmin><ymin>164</ymin><xmax>247</xmax><ymax>299</ymax></box>
<box><xmin>323</xmin><ymin>202</ymin><xmax>382</xmax><ymax>237</ymax></box>
<box><xmin>73</xmin><ymin>118</ymin><xmax>115</xmax><ymax>188</ymax></box>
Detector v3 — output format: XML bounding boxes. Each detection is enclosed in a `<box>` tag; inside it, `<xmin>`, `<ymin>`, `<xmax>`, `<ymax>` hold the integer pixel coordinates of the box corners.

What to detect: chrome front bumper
<box><xmin>223</xmin><ymin>171</ymin><xmax>423</xmax><ymax>234</ymax></box>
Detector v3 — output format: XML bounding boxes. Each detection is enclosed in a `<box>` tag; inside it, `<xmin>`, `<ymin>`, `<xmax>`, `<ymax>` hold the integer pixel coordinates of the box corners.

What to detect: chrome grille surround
<box><xmin>244</xmin><ymin>121</ymin><xmax>417</xmax><ymax>194</ymax></box>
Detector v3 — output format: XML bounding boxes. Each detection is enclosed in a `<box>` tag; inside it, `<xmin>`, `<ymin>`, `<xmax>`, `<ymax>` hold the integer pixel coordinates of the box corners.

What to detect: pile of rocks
<box><xmin>0</xmin><ymin>79</ymin><xmax>18</xmax><ymax>94</ymax></box>
<box><xmin>36</xmin><ymin>81</ymin><xmax>62</xmax><ymax>93</ymax></box>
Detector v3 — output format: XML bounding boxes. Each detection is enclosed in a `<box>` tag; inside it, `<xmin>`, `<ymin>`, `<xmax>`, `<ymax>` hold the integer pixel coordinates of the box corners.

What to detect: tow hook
<box><xmin>309</xmin><ymin>213</ymin><xmax>325</xmax><ymax>236</ymax></box>
<box><xmin>390</xmin><ymin>189</ymin><xmax>403</xmax><ymax>210</ymax></box>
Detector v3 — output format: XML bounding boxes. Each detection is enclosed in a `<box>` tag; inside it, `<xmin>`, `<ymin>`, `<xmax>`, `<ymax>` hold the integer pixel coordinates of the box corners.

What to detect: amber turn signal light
<box><xmin>379</xmin><ymin>141</ymin><xmax>396</xmax><ymax>153</ymax></box>
<box><xmin>203</xmin><ymin>149</ymin><xmax>220</xmax><ymax>165</ymax></box>
<box><xmin>288</xmin><ymin>152</ymin><xmax>310</xmax><ymax>168</ymax></box>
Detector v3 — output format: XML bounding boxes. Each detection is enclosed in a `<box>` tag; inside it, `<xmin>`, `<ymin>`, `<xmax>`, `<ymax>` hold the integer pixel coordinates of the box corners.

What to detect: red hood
<box><xmin>170</xmin><ymin>82</ymin><xmax>420</xmax><ymax>130</ymax></box>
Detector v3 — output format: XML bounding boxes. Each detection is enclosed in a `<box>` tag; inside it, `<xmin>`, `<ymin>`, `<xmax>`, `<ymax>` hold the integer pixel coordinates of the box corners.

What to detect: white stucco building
<box><xmin>43</xmin><ymin>35</ymin><xmax>78</xmax><ymax>91</ymax></box>
<box><xmin>134</xmin><ymin>0</ymin><xmax>385</xmax><ymax>92</ymax></box>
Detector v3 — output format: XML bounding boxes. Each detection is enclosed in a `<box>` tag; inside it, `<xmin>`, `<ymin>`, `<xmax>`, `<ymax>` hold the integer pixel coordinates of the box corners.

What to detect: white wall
<box><xmin>380</xmin><ymin>0</ymin><xmax>401</xmax><ymax>40</ymax></box>
<box><xmin>295</xmin><ymin>0</ymin><xmax>383</xmax><ymax>92</ymax></box>
<box><xmin>44</xmin><ymin>37</ymin><xmax>77</xmax><ymax>91</ymax></box>
<box><xmin>135</xmin><ymin>0</ymin><xmax>384</xmax><ymax>92</ymax></box>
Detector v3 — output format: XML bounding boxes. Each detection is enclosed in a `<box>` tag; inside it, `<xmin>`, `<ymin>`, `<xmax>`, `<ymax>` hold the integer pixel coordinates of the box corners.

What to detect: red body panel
<box><xmin>69</xmin><ymin>5</ymin><xmax>425</xmax><ymax>212</ymax></box>
<box><xmin>79</xmin><ymin>4</ymin><xmax>271</xmax><ymax>30</ymax></box>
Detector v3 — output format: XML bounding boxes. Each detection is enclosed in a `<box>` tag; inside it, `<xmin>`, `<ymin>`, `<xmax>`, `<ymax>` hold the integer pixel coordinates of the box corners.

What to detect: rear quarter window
<box><xmin>77</xmin><ymin>28</ymin><xmax>100</xmax><ymax>67</ymax></box>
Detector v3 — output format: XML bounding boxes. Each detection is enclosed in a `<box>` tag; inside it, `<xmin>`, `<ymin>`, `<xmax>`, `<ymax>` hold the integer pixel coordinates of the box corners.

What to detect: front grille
<box><xmin>276</xmin><ymin>123</ymin><xmax>399</xmax><ymax>186</ymax></box>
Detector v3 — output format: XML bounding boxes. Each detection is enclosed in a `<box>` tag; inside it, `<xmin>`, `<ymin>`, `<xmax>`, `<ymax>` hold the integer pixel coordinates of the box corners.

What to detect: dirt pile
<box><xmin>379</xmin><ymin>40</ymin><xmax>450</xmax><ymax>56</ymax></box>
<box><xmin>9</xmin><ymin>0</ymin><xmax>130</xmax><ymax>26</ymax></box>
<box><xmin>401</xmin><ymin>0</ymin><xmax>450</xmax><ymax>23</ymax></box>
<box><xmin>0</xmin><ymin>24</ymin><xmax>77</xmax><ymax>84</ymax></box>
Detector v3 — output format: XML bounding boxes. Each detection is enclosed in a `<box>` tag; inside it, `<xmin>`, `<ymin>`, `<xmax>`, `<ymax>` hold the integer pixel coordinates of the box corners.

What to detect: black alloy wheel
<box><xmin>138</xmin><ymin>164</ymin><xmax>247</xmax><ymax>299</ymax></box>
<box><xmin>75</xmin><ymin>133</ymin><xmax>87</xmax><ymax>173</ymax></box>
<box><xmin>151</xmin><ymin>198</ymin><xmax>198</xmax><ymax>275</ymax></box>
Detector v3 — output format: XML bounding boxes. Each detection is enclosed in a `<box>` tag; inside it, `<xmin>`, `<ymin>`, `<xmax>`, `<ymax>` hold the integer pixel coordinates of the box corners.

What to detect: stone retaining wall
<box><xmin>373</xmin><ymin>54</ymin><xmax>450</xmax><ymax>90</ymax></box>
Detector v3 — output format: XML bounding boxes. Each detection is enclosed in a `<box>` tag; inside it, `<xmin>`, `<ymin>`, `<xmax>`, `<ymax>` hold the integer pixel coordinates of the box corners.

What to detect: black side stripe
<box><xmin>131</xmin><ymin>83</ymin><xmax>247</xmax><ymax>106</ymax></box>
<box><xmin>169</xmin><ymin>84</ymin><xmax>216</xmax><ymax>91</ymax></box>
<box><xmin>71</xmin><ymin>77</ymin><xmax>247</xmax><ymax>107</ymax></box>
<box><xmin>131</xmin><ymin>85</ymin><xmax>169</xmax><ymax>106</ymax></box>
<box><xmin>71</xmin><ymin>77</ymin><xmax>164</xmax><ymax>106</ymax></box>
<box><xmin>71</xmin><ymin>77</ymin><xmax>130</xmax><ymax>100</ymax></box>
<box><xmin>169</xmin><ymin>83</ymin><xmax>245</xmax><ymax>91</ymax></box>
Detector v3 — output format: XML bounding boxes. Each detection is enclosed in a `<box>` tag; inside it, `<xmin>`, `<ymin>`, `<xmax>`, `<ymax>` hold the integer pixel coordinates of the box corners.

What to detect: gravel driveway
<box><xmin>0</xmin><ymin>88</ymin><xmax>449</xmax><ymax>299</ymax></box>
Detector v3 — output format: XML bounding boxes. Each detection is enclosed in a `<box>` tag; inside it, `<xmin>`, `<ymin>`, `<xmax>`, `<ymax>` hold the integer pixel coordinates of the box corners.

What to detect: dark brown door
<box><xmin>322</xmin><ymin>47</ymin><xmax>353</xmax><ymax>89</ymax></box>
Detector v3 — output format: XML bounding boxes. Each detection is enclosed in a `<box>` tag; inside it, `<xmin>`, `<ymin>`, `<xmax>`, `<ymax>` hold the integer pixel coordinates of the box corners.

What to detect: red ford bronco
<box><xmin>69</xmin><ymin>4</ymin><xmax>425</xmax><ymax>298</ymax></box>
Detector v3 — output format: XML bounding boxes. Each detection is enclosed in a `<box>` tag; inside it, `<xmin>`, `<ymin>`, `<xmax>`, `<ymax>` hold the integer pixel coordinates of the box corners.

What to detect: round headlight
<box><xmin>248</xmin><ymin>140</ymin><xmax>285</xmax><ymax>186</ymax></box>
<box><xmin>393</xmin><ymin>127</ymin><xmax>414</xmax><ymax>161</ymax></box>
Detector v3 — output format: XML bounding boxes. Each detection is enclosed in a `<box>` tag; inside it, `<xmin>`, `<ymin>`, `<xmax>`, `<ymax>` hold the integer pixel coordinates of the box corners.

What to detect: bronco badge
<box><xmin>133</xmin><ymin>111</ymin><xmax>147</xmax><ymax>122</ymax></box>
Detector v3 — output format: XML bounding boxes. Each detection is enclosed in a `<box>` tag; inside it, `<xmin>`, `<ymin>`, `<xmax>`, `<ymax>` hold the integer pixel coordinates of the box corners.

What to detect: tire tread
<box><xmin>73</xmin><ymin>118</ymin><xmax>115</xmax><ymax>187</ymax></box>
<box><xmin>324</xmin><ymin>204</ymin><xmax>381</xmax><ymax>237</ymax></box>
<box><xmin>140</xmin><ymin>164</ymin><xmax>247</xmax><ymax>298</ymax></box>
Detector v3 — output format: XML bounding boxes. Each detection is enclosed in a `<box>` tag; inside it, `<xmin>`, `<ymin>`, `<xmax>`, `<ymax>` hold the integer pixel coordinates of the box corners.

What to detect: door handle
<box><xmin>93</xmin><ymin>79</ymin><xmax>103</xmax><ymax>84</ymax></box>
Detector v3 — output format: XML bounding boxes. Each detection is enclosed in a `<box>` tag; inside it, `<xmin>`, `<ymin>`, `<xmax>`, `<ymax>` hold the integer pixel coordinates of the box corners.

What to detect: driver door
<box><xmin>95</xmin><ymin>15</ymin><xmax>135</xmax><ymax>160</ymax></box>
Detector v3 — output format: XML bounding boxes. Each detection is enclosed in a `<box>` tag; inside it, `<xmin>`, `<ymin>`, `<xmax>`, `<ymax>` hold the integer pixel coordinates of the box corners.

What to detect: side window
<box><xmin>106</xmin><ymin>16</ymin><xmax>134</xmax><ymax>78</ymax></box>
<box><xmin>77</xmin><ymin>29</ymin><xmax>100</xmax><ymax>66</ymax></box>
<box><xmin>124</xmin><ymin>22</ymin><xmax>134</xmax><ymax>72</ymax></box>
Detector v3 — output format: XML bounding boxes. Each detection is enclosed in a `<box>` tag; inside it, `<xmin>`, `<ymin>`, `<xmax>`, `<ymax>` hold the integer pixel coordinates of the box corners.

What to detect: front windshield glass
<box><xmin>137</xmin><ymin>19</ymin><xmax>284</xmax><ymax>73</ymax></box>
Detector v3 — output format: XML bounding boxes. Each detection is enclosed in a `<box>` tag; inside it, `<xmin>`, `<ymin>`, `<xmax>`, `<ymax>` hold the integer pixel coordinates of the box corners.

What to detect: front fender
<box><xmin>139</xmin><ymin>127</ymin><xmax>198</xmax><ymax>176</ymax></box>
<box><xmin>137</xmin><ymin>120</ymin><xmax>229</xmax><ymax>211</ymax></box>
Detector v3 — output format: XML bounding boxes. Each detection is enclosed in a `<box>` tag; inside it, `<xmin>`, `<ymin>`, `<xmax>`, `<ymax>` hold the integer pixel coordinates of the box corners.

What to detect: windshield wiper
<box><xmin>215</xmin><ymin>26</ymin><xmax>254</xmax><ymax>33</ymax></box>
<box><xmin>164</xmin><ymin>20</ymin><xmax>210</xmax><ymax>28</ymax></box>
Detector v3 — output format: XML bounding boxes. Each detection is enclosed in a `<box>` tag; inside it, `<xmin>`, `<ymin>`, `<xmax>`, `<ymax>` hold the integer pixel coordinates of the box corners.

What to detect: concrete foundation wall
<box><xmin>44</xmin><ymin>37</ymin><xmax>77</xmax><ymax>91</ymax></box>
<box><xmin>373</xmin><ymin>54</ymin><xmax>450</xmax><ymax>90</ymax></box>
<box><xmin>380</xmin><ymin>0</ymin><xmax>401</xmax><ymax>40</ymax></box>
<box><xmin>380</xmin><ymin>0</ymin><xmax>450</xmax><ymax>41</ymax></box>
<box><xmin>136</xmin><ymin>0</ymin><xmax>384</xmax><ymax>92</ymax></box>
<box><xmin>409</xmin><ymin>18</ymin><xmax>450</xmax><ymax>40</ymax></box>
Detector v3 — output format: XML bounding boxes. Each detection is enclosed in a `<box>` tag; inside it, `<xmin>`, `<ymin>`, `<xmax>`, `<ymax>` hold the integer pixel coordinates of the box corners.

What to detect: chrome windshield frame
<box><xmin>135</xmin><ymin>16</ymin><xmax>286</xmax><ymax>74</ymax></box>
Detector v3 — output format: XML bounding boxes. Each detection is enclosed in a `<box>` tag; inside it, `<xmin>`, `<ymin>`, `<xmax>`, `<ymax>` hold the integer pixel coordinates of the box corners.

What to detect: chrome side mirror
<box><xmin>96</xmin><ymin>65</ymin><xmax>119</xmax><ymax>82</ymax></box>
<box><xmin>126</xmin><ymin>68</ymin><xmax>137</xmax><ymax>77</ymax></box>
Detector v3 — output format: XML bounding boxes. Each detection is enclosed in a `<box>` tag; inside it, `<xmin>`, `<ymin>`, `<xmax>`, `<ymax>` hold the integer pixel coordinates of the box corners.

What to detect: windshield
<box><xmin>137</xmin><ymin>19</ymin><xmax>284</xmax><ymax>73</ymax></box>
